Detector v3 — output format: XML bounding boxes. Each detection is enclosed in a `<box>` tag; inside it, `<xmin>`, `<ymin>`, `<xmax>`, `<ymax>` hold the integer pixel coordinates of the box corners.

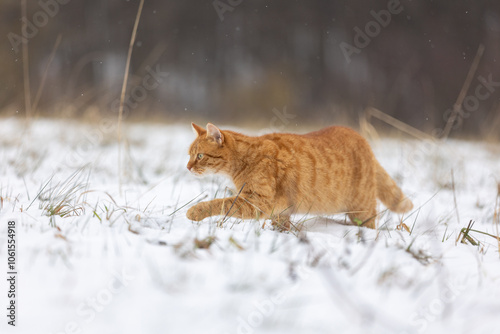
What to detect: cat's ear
<box><xmin>206</xmin><ymin>123</ymin><xmax>224</xmax><ymax>145</ymax></box>
<box><xmin>191</xmin><ymin>122</ymin><xmax>206</xmax><ymax>137</ymax></box>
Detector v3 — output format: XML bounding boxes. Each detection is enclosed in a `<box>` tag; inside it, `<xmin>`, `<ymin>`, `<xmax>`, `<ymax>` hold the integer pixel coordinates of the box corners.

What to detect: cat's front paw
<box><xmin>186</xmin><ymin>203</ymin><xmax>210</xmax><ymax>221</ymax></box>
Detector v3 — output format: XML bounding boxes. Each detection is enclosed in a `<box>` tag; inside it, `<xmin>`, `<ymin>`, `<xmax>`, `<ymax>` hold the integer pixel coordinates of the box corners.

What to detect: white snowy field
<box><xmin>0</xmin><ymin>117</ymin><xmax>499</xmax><ymax>334</ymax></box>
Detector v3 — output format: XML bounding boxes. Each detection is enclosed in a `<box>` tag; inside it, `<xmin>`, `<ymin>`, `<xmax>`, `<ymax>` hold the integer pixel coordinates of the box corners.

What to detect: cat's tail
<box><xmin>375</xmin><ymin>162</ymin><xmax>413</xmax><ymax>213</ymax></box>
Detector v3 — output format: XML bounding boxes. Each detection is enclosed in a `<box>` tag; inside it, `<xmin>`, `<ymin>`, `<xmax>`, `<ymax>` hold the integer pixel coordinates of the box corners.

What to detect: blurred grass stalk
<box><xmin>496</xmin><ymin>183</ymin><xmax>500</xmax><ymax>257</ymax></box>
<box><xmin>21</xmin><ymin>0</ymin><xmax>31</xmax><ymax>121</ymax></box>
<box><xmin>117</xmin><ymin>0</ymin><xmax>145</xmax><ymax>193</ymax></box>
<box><xmin>32</xmin><ymin>34</ymin><xmax>62</xmax><ymax>117</ymax></box>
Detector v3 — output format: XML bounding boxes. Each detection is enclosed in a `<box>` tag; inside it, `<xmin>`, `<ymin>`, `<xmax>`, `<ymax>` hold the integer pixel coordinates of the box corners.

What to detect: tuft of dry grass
<box><xmin>36</xmin><ymin>168</ymin><xmax>90</xmax><ymax>225</ymax></box>
<box><xmin>404</xmin><ymin>238</ymin><xmax>435</xmax><ymax>265</ymax></box>
<box><xmin>456</xmin><ymin>220</ymin><xmax>500</xmax><ymax>250</ymax></box>
<box><xmin>194</xmin><ymin>236</ymin><xmax>217</xmax><ymax>249</ymax></box>
<box><xmin>456</xmin><ymin>220</ymin><xmax>479</xmax><ymax>246</ymax></box>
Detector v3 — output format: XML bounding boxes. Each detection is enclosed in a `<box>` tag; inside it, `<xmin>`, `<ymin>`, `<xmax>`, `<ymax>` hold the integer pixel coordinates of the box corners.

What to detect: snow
<box><xmin>0</xmin><ymin>118</ymin><xmax>499</xmax><ymax>334</ymax></box>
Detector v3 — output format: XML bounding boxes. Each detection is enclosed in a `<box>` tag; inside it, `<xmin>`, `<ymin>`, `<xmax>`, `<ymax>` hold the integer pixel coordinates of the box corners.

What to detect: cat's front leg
<box><xmin>186</xmin><ymin>196</ymin><xmax>269</xmax><ymax>221</ymax></box>
<box><xmin>186</xmin><ymin>200</ymin><xmax>220</xmax><ymax>221</ymax></box>
<box><xmin>186</xmin><ymin>198</ymin><xmax>239</xmax><ymax>221</ymax></box>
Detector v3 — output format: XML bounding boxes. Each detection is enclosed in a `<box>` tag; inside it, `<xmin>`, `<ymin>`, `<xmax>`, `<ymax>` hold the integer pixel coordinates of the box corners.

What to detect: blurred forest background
<box><xmin>1</xmin><ymin>0</ymin><xmax>500</xmax><ymax>138</ymax></box>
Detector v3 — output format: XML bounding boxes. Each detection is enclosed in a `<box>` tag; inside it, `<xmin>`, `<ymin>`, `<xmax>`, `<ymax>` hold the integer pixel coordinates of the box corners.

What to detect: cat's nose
<box><xmin>187</xmin><ymin>163</ymin><xmax>193</xmax><ymax>171</ymax></box>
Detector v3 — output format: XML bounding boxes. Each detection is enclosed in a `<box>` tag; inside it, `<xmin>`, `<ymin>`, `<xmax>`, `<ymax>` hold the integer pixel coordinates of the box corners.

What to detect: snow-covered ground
<box><xmin>0</xmin><ymin>118</ymin><xmax>499</xmax><ymax>334</ymax></box>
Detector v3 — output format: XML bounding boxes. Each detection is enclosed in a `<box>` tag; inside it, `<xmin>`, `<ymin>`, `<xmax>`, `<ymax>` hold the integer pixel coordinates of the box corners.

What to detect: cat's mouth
<box><xmin>190</xmin><ymin>169</ymin><xmax>205</xmax><ymax>177</ymax></box>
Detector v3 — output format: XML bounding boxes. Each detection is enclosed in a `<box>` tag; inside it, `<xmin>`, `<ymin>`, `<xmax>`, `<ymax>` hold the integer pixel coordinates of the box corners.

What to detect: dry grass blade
<box><xmin>495</xmin><ymin>182</ymin><xmax>500</xmax><ymax>257</ymax></box>
<box><xmin>33</xmin><ymin>34</ymin><xmax>62</xmax><ymax>116</ymax></box>
<box><xmin>364</xmin><ymin>107</ymin><xmax>434</xmax><ymax>141</ymax></box>
<box><xmin>442</xmin><ymin>43</ymin><xmax>485</xmax><ymax>139</ymax></box>
<box><xmin>221</xmin><ymin>183</ymin><xmax>246</xmax><ymax>224</ymax></box>
<box><xmin>229</xmin><ymin>236</ymin><xmax>245</xmax><ymax>250</ymax></box>
<box><xmin>169</xmin><ymin>192</ymin><xmax>207</xmax><ymax>216</ymax></box>
<box><xmin>128</xmin><ymin>223</ymin><xmax>140</xmax><ymax>235</ymax></box>
<box><xmin>21</xmin><ymin>0</ymin><xmax>32</xmax><ymax>121</ymax></box>
<box><xmin>456</xmin><ymin>220</ymin><xmax>476</xmax><ymax>245</ymax></box>
<box><xmin>451</xmin><ymin>169</ymin><xmax>460</xmax><ymax>226</ymax></box>
<box><xmin>117</xmin><ymin>0</ymin><xmax>145</xmax><ymax>193</ymax></box>
<box><xmin>27</xmin><ymin>175</ymin><xmax>53</xmax><ymax>210</ymax></box>
<box><xmin>396</xmin><ymin>221</ymin><xmax>411</xmax><ymax>233</ymax></box>
<box><xmin>466</xmin><ymin>228</ymin><xmax>500</xmax><ymax>242</ymax></box>
<box><xmin>405</xmin><ymin>238</ymin><xmax>435</xmax><ymax>265</ymax></box>
<box><xmin>194</xmin><ymin>236</ymin><xmax>216</xmax><ymax>249</ymax></box>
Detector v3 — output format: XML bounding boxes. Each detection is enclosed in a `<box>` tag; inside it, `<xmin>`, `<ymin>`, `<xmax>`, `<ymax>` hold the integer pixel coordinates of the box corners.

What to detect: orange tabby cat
<box><xmin>186</xmin><ymin>123</ymin><xmax>413</xmax><ymax>229</ymax></box>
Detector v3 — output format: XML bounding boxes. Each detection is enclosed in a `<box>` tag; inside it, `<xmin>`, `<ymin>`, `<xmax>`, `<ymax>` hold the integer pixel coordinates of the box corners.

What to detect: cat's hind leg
<box><xmin>269</xmin><ymin>214</ymin><xmax>292</xmax><ymax>231</ymax></box>
<box><xmin>347</xmin><ymin>199</ymin><xmax>378</xmax><ymax>229</ymax></box>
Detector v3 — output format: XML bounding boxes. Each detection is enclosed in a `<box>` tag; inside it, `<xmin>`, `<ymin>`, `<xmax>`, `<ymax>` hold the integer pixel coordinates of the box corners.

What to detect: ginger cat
<box><xmin>186</xmin><ymin>123</ymin><xmax>413</xmax><ymax>229</ymax></box>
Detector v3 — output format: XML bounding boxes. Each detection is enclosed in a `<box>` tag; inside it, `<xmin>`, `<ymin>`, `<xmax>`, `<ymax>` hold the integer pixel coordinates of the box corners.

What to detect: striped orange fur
<box><xmin>186</xmin><ymin>123</ymin><xmax>413</xmax><ymax>229</ymax></box>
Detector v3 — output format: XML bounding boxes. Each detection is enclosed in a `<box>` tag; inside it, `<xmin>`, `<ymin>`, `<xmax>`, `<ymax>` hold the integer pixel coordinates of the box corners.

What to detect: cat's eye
<box><xmin>197</xmin><ymin>153</ymin><xmax>204</xmax><ymax>160</ymax></box>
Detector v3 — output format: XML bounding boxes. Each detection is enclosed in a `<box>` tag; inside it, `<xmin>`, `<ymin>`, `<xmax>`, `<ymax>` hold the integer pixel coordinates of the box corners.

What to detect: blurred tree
<box><xmin>0</xmin><ymin>0</ymin><xmax>499</xmax><ymax>137</ymax></box>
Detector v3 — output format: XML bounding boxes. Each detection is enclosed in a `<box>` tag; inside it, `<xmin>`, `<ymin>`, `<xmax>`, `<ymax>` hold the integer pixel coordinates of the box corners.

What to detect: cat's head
<box><xmin>187</xmin><ymin>123</ymin><xmax>230</xmax><ymax>176</ymax></box>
